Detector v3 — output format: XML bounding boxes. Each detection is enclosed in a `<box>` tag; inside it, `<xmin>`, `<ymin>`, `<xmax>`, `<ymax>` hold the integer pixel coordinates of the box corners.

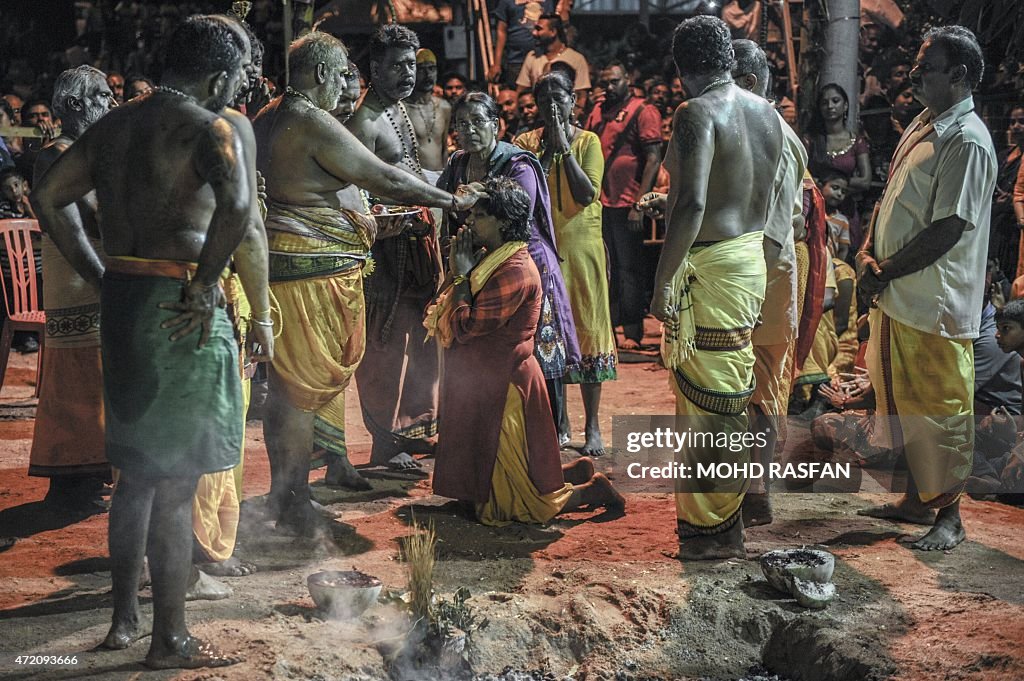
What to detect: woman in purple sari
<box><xmin>438</xmin><ymin>92</ymin><xmax>581</xmax><ymax>442</ymax></box>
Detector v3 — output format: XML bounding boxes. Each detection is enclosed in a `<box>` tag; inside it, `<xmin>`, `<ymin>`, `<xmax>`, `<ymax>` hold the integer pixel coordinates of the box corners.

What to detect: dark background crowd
<box><xmin>1</xmin><ymin>0</ymin><xmax>1024</xmax><ymax>342</ymax></box>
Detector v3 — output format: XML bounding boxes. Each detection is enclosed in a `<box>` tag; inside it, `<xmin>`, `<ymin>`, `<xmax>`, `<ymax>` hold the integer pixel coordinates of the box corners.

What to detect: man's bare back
<box><xmin>75</xmin><ymin>95</ymin><xmax>245</xmax><ymax>262</ymax></box>
<box><xmin>666</xmin><ymin>84</ymin><xmax>782</xmax><ymax>243</ymax></box>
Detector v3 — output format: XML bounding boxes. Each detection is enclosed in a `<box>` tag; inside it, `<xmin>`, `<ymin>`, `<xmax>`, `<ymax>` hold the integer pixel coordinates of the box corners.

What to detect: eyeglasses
<box><xmin>455</xmin><ymin>117</ymin><xmax>493</xmax><ymax>132</ymax></box>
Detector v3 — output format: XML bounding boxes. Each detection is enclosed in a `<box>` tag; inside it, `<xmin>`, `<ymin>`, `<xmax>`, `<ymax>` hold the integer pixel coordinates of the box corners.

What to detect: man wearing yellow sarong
<box><xmin>649</xmin><ymin>17</ymin><xmax>781</xmax><ymax>560</ymax></box>
<box><xmin>252</xmin><ymin>32</ymin><xmax>480</xmax><ymax>535</ymax></box>
<box><xmin>856</xmin><ymin>27</ymin><xmax>996</xmax><ymax>551</ymax></box>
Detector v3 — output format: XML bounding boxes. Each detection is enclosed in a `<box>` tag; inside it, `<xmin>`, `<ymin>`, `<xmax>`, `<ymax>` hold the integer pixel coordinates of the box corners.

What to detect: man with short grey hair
<box><xmin>28</xmin><ymin>65</ymin><xmax>117</xmax><ymax>509</ymax></box>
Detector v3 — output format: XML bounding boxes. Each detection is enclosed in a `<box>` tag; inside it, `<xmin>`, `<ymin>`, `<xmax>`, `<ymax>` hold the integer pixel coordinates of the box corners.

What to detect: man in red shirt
<box><xmin>585</xmin><ymin>61</ymin><xmax>663</xmax><ymax>350</ymax></box>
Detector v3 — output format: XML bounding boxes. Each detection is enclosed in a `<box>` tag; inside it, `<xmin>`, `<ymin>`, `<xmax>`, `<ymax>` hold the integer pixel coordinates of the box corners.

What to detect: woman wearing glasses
<box><xmin>438</xmin><ymin>92</ymin><xmax>581</xmax><ymax>443</ymax></box>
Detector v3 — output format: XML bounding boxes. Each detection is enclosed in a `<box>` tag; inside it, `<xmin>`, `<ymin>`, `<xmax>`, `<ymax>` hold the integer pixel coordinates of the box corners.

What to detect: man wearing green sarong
<box><xmin>31</xmin><ymin>17</ymin><xmax>272</xmax><ymax>670</ymax></box>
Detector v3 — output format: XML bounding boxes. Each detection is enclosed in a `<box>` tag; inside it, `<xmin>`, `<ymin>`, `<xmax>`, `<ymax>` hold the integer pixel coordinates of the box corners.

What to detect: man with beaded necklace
<box><xmin>347</xmin><ymin>24</ymin><xmax>447</xmax><ymax>477</ymax></box>
<box><xmin>253</xmin><ymin>32</ymin><xmax>476</xmax><ymax>531</ymax></box>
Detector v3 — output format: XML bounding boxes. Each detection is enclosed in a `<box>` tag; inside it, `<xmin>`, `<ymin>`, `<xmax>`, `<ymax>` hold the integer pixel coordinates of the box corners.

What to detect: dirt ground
<box><xmin>2</xmin><ymin>326</ymin><xmax>1024</xmax><ymax>681</ymax></box>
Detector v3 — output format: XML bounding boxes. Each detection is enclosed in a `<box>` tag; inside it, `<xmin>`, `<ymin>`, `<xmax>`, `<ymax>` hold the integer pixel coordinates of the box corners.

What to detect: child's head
<box><xmin>819</xmin><ymin>172</ymin><xmax>849</xmax><ymax>210</ymax></box>
<box><xmin>0</xmin><ymin>168</ymin><xmax>27</xmax><ymax>204</ymax></box>
<box><xmin>995</xmin><ymin>299</ymin><xmax>1024</xmax><ymax>354</ymax></box>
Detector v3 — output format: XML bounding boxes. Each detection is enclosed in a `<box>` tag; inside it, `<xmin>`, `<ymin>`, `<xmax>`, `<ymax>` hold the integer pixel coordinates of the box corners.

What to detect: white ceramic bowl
<box><xmin>760</xmin><ymin>548</ymin><xmax>835</xmax><ymax>594</ymax></box>
<box><xmin>307</xmin><ymin>570</ymin><xmax>382</xmax><ymax>619</ymax></box>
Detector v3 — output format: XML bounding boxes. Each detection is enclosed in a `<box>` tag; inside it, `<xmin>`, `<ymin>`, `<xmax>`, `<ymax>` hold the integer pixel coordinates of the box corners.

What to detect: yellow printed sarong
<box><xmin>866</xmin><ymin>308</ymin><xmax>974</xmax><ymax>508</ymax></box>
<box><xmin>662</xmin><ymin>232</ymin><xmax>766</xmax><ymax>537</ymax></box>
<box><xmin>266</xmin><ymin>203</ymin><xmax>375</xmax><ymax>465</ymax></box>
<box><xmin>476</xmin><ymin>383</ymin><xmax>574</xmax><ymax>527</ymax></box>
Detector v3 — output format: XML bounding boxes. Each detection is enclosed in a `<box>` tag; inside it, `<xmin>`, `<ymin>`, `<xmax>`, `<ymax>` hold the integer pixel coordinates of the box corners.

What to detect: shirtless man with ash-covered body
<box><xmin>253</xmin><ymin>31</ymin><xmax>477</xmax><ymax>533</ymax></box>
<box><xmin>645</xmin><ymin>16</ymin><xmax>782</xmax><ymax>560</ymax></box>
<box><xmin>32</xmin><ymin>16</ymin><xmax>271</xmax><ymax>668</ymax></box>
<box><xmin>346</xmin><ymin>24</ymin><xmax>446</xmax><ymax>475</ymax></box>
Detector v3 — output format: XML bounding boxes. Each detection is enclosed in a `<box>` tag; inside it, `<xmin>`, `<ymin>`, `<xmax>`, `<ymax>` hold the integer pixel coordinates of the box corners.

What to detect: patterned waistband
<box><xmin>268</xmin><ymin>252</ymin><xmax>364</xmax><ymax>282</ymax></box>
<box><xmin>694</xmin><ymin>325</ymin><xmax>752</xmax><ymax>352</ymax></box>
<box><xmin>673</xmin><ymin>368</ymin><xmax>754</xmax><ymax>416</ymax></box>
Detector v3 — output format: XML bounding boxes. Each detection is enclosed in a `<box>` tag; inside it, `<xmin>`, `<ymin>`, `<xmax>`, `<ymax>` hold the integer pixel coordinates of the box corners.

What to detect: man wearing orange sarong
<box><xmin>29</xmin><ymin>65</ymin><xmax>115</xmax><ymax>511</ymax></box>
<box><xmin>857</xmin><ymin>26</ymin><xmax>996</xmax><ymax>551</ymax></box>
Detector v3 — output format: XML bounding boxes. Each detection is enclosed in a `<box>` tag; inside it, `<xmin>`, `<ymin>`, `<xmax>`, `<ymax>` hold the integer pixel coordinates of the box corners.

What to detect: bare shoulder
<box><xmin>672</xmin><ymin>100</ymin><xmax>714</xmax><ymax>155</ymax></box>
<box><xmin>436</xmin><ymin>96</ymin><xmax>452</xmax><ymax>114</ymax></box>
<box><xmin>221</xmin><ymin>107</ymin><xmax>256</xmax><ymax>146</ymax></box>
<box><xmin>346</xmin><ymin>103</ymin><xmax>383</xmax><ymax>145</ymax></box>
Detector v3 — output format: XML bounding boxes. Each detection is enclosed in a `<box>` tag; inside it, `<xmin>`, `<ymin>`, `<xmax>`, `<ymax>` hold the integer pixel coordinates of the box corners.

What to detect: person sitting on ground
<box><xmin>820</xmin><ymin>171</ymin><xmax>852</xmax><ymax>262</ymax></box>
<box><xmin>428</xmin><ymin>176</ymin><xmax>624</xmax><ymax>525</ymax></box>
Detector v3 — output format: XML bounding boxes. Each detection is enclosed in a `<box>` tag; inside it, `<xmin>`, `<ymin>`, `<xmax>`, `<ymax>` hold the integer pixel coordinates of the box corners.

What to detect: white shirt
<box><xmin>874</xmin><ymin>96</ymin><xmax>997</xmax><ymax>339</ymax></box>
<box><xmin>516</xmin><ymin>47</ymin><xmax>591</xmax><ymax>93</ymax></box>
<box><xmin>753</xmin><ymin>112</ymin><xmax>806</xmax><ymax>344</ymax></box>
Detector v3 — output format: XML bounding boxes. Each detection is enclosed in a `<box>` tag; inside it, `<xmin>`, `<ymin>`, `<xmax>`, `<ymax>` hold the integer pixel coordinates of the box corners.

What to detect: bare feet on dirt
<box><xmin>741</xmin><ymin>493</ymin><xmax>773</xmax><ymax>527</ymax></box>
<box><xmin>185</xmin><ymin>570</ymin><xmax>232</xmax><ymax>601</ymax></box>
<box><xmin>908</xmin><ymin>504</ymin><xmax>966</xmax><ymax>551</ymax></box>
<box><xmin>561</xmin><ymin>457</ymin><xmax>595</xmax><ymax>485</ymax></box>
<box><xmin>101</xmin><ymin>616</ymin><xmax>150</xmax><ymax>650</ymax></box>
<box><xmin>324</xmin><ymin>455</ymin><xmax>372</xmax><ymax>490</ymax></box>
<box><xmin>276</xmin><ymin>500</ymin><xmax>336</xmax><ymax>538</ymax></box>
<box><xmin>676</xmin><ymin>520</ymin><xmax>746</xmax><ymax>561</ymax></box>
<box><xmin>580</xmin><ymin>426</ymin><xmax>605</xmax><ymax>457</ymax></box>
<box><xmin>199</xmin><ymin>555</ymin><xmax>256</xmax><ymax>577</ymax></box>
<box><xmin>857</xmin><ymin>496</ymin><xmax>935</xmax><ymax>525</ymax></box>
<box><xmin>585</xmin><ymin>473</ymin><xmax>626</xmax><ymax>511</ymax></box>
<box><xmin>144</xmin><ymin>635</ymin><xmax>242</xmax><ymax>670</ymax></box>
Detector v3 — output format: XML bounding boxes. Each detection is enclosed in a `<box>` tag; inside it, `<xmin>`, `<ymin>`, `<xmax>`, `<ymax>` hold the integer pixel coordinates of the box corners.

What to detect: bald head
<box><xmin>731</xmin><ymin>39</ymin><xmax>770</xmax><ymax>98</ymax></box>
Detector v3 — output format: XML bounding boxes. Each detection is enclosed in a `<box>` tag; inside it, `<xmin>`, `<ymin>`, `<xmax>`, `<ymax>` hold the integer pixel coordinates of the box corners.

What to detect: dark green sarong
<box><xmin>101</xmin><ymin>271</ymin><xmax>242</xmax><ymax>478</ymax></box>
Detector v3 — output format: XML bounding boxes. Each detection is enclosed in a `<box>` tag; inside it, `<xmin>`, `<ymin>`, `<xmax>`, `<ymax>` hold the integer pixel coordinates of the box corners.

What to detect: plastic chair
<box><xmin>0</xmin><ymin>219</ymin><xmax>45</xmax><ymax>397</ymax></box>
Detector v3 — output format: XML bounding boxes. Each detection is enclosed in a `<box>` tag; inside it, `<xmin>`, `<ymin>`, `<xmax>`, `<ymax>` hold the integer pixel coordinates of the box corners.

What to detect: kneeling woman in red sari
<box><xmin>427</xmin><ymin>177</ymin><xmax>624</xmax><ymax>525</ymax></box>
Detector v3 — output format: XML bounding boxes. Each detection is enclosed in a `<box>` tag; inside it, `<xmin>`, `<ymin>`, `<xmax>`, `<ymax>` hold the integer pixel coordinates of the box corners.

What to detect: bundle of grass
<box><xmin>403</xmin><ymin>518</ymin><xmax>436</xmax><ymax>623</ymax></box>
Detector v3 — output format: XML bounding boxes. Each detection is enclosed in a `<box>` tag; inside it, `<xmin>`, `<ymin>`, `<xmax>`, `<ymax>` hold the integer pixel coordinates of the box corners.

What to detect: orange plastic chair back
<box><xmin>0</xmin><ymin>219</ymin><xmax>42</xmax><ymax>317</ymax></box>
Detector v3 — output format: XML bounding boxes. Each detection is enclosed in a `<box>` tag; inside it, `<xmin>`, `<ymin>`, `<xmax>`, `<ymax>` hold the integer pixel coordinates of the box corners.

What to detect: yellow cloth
<box><xmin>476</xmin><ymin>383</ymin><xmax>574</xmax><ymax>526</ymax></box>
<box><xmin>866</xmin><ymin>308</ymin><xmax>974</xmax><ymax>508</ymax></box>
<box><xmin>665</xmin><ymin>233</ymin><xmax>766</xmax><ymax>535</ymax></box>
<box><xmin>424</xmin><ymin>241</ymin><xmax>527</xmax><ymax>349</ymax></box>
<box><xmin>515</xmin><ymin>129</ymin><xmax>617</xmax><ymax>383</ymax></box>
<box><xmin>192</xmin><ymin>272</ymin><xmax>252</xmax><ymax>563</ymax></box>
<box><xmin>828</xmin><ymin>259</ymin><xmax>858</xmax><ymax>379</ymax></box>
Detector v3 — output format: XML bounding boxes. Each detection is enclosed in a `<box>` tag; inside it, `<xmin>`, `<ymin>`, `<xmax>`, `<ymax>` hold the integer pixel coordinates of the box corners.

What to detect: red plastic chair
<box><xmin>0</xmin><ymin>219</ymin><xmax>45</xmax><ymax>397</ymax></box>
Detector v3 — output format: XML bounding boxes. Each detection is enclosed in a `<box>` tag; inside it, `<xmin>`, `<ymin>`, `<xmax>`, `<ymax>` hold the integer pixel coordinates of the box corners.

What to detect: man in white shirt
<box><xmin>731</xmin><ymin>40</ymin><xmax>807</xmax><ymax>528</ymax></box>
<box><xmin>856</xmin><ymin>25</ymin><xmax>997</xmax><ymax>551</ymax></box>
<box><xmin>515</xmin><ymin>14</ymin><xmax>590</xmax><ymax>100</ymax></box>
